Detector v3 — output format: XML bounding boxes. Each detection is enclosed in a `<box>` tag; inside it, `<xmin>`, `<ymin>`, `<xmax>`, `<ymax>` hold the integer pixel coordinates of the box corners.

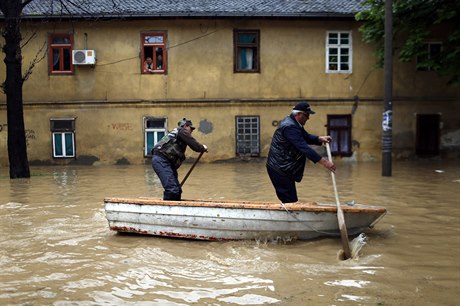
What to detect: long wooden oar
<box><xmin>180</xmin><ymin>151</ymin><xmax>204</xmax><ymax>187</ymax></box>
<box><xmin>326</xmin><ymin>142</ymin><xmax>352</xmax><ymax>260</ymax></box>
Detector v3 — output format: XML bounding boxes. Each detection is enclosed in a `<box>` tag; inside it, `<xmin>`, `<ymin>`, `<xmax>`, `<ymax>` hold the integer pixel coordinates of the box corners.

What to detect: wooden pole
<box><xmin>180</xmin><ymin>151</ymin><xmax>204</xmax><ymax>187</ymax></box>
<box><xmin>326</xmin><ymin>143</ymin><xmax>352</xmax><ymax>260</ymax></box>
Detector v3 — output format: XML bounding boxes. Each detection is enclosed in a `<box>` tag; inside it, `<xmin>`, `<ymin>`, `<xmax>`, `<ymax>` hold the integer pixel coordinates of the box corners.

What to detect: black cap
<box><xmin>178</xmin><ymin>118</ymin><xmax>196</xmax><ymax>130</ymax></box>
<box><xmin>293</xmin><ymin>101</ymin><xmax>315</xmax><ymax>114</ymax></box>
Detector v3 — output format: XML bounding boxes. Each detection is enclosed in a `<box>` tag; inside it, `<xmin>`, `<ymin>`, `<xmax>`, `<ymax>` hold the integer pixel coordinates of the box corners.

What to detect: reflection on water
<box><xmin>1</xmin><ymin>160</ymin><xmax>459</xmax><ymax>305</ymax></box>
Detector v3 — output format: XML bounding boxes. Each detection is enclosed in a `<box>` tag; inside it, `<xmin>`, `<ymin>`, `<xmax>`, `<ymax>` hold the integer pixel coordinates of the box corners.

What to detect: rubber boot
<box><xmin>163</xmin><ymin>192</ymin><xmax>175</xmax><ymax>200</ymax></box>
<box><xmin>163</xmin><ymin>192</ymin><xmax>181</xmax><ymax>201</ymax></box>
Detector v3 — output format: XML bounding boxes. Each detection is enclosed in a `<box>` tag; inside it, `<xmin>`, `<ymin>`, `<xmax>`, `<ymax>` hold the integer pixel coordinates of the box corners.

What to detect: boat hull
<box><xmin>104</xmin><ymin>198</ymin><xmax>387</xmax><ymax>241</ymax></box>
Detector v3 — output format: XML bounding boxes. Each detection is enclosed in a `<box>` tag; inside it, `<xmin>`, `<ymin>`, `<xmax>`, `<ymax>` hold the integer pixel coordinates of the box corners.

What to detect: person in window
<box><xmin>266</xmin><ymin>102</ymin><xmax>336</xmax><ymax>203</ymax></box>
<box><xmin>152</xmin><ymin>118</ymin><xmax>208</xmax><ymax>201</ymax></box>
<box><xmin>144</xmin><ymin>57</ymin><xmax>154</xmax><ymax>73</ymax></box>
<box><xmin>156</xmin><ymin>54</ymin><xmax>163</xmax><ymax>70</ymax></box>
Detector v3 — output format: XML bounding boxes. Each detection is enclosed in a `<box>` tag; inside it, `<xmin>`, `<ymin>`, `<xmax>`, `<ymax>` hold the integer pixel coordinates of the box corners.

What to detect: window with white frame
<box><xmin>417</xmin><ymin>42</ymin><xmax>442</xmax><ymax>71</ymax></box>
<box><xmin>144</xmin><ymin>117</ymin><xmax>167</xmax><ymax>156</ymax></box>
<box><xmin>235</xmin><ymin>116</ymin><xmax>260</xmax><ymax>157</ymax></box>
<box><xmin>326</xmin><ymin>31</ymin><xmax>352</xmax><ymax>73</ymax></box>
<box><xmin>50</xmin><ymin>118</ymin><xmax>75</xmax><ymax>158</ymax></box>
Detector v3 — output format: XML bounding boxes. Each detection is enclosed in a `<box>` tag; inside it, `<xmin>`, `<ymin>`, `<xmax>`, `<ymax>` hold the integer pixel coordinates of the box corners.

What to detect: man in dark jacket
<box><xmin>266</xmin><ymin>102</ymin><xmax>336</xmax><ymax>203</ymax></box>
<box><xmin>152</xmin><ymin>118</ymin><xmax>207</xmax><ymax>200</ymax></box>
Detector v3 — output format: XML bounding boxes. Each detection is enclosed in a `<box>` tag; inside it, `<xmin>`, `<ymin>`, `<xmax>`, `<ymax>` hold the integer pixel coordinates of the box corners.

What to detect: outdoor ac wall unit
<box><xmin>72</xmin><ymin>50</ymin><xmax>96</xmax><ymax>65</ymax></box>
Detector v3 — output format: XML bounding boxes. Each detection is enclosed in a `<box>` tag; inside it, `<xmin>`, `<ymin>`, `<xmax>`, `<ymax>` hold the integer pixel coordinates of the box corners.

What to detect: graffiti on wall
<box><xmin>109</xmin><ymin>123</ymin><xmax>133</xmax><ymax>130</ymax></box>
<box><xmin>25</xmin><ymin>129</ymin><xmax>36</xmax><ymax>146</ymax></box>
<box><xmin>0</xmin><ymin>125</ymin><xmax>35</xmax><ymax>146</ymax></box>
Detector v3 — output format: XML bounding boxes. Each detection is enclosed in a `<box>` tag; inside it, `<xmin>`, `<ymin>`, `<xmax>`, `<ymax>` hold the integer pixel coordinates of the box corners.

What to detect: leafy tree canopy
<box><xmin>356</xmin><ymin>0</ymin><xmax>460</xmax><ymax>85</ymax></box>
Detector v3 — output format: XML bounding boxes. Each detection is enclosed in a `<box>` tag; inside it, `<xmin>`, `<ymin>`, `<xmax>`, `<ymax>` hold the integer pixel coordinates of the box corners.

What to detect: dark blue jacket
<box><xmin>267</xmin><ymin>114</ymin><xmax>322</xmax><ymax>182</ymax></box>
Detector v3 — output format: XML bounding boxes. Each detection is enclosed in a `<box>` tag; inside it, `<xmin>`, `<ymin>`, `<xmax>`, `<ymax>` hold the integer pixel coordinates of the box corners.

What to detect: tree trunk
<box><xmin>1</xmin><ymin>0</ymin><xmax>30</xmax><ymax>178</ymax></box>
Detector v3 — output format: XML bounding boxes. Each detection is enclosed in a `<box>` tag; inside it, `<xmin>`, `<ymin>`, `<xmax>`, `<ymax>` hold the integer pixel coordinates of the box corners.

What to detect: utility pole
<box><xmin>382</xmin><ymin>0</ymin><xmax>393</xmax><ymax>176</ymax></box>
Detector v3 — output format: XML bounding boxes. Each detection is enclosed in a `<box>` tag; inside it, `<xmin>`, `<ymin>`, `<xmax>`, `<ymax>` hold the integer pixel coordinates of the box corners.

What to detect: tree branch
<box><xmin>22</xmin><ymin>0</ymin><xmax>34</xmax><ymax>8</ymax></box>
<box><xmin>22</xmin><ymin>39</ymin><xmax>46</xmax><ymax>82</ymax></box>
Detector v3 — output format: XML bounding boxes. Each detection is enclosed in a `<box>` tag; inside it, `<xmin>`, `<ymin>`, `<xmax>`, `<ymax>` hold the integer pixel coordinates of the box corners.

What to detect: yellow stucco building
<box><xmin>1</xmin><ymin>1</ymin><xmax>459</xmax><ymax>167</ymax></box>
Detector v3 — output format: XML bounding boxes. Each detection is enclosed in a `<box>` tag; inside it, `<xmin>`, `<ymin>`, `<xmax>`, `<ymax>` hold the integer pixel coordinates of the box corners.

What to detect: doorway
<box><xmin>416</xmin><ymin>114</ymin><xmax>440</xmax><ymax>157</ymax></box>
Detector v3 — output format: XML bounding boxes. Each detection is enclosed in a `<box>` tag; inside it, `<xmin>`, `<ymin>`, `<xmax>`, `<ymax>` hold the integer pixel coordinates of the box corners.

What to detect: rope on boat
<box><xmin>281</xmin><ymin>202</ymin><xmax>368</xmax><ymax>257</ymax></box>
<box><xmin>280</xmin><ymin>202</ymin><xmax>341</xmax><ymax>237</ymax></box>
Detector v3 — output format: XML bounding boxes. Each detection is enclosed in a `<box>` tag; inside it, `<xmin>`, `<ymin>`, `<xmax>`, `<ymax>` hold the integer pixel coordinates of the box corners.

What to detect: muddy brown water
<box><xmin>1</xmin><ymin>160</ymin><xmax>459</xmax><ymax>305</ymax></box>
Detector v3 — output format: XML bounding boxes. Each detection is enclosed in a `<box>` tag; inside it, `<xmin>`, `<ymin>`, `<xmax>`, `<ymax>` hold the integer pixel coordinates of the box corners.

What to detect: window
<box><xmin>234</xmin><ymin>30</ymin><xmax>260</xmax><ymax>73</ymax></box>
<box><xmin>144</xmin><ymin>117</ymin><xmax>167</xmax><ymax>156</ymax></box>
<box><xmin>235</xmin><ymin>116</ymin><xmax>260</xmax><ymax>156</ymax></box>
<box><xmin>417</xmin><ymin>43</ymin><xmax>442</xmax><ymax>71</ymax></box>
<box><xmin>326</xmin><ymin>31</ymin><xmax>352</xmax><ymax>73</ymax></box>
<box><xmin>50</xmin><ymin>118</ymin><xmax>76</xmax><ymax>158</ymax></box>
<box><xmin>49</xmin><ymin>33</ymin><xmax>73</xmax><ymax>74</ymax></box>
<box><xmin>142</xmin><ymin>32</ymin><xmax>167</xmax><ymax>74</ymax></box>
<box><xmin>327</xmin><ymin>115</ymin><xmax>352</xmax><ymax>157</ymax></box>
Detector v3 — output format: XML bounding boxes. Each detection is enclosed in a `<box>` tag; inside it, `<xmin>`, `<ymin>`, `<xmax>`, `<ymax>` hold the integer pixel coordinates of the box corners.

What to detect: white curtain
<box><xmin>244</xmin><ymin>48</ymin><xmax>253</xmax><ymax>69</ymax></box>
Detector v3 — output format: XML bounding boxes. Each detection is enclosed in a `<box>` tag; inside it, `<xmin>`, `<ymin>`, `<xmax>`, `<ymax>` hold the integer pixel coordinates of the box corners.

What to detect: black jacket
<box><xmin>267</xmin><ymin>114</ymin><xmax>322</xmax><ymax>182</ymax></box>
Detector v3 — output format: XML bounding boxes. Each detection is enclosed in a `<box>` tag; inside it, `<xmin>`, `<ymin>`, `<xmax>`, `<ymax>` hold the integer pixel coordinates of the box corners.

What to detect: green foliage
<box><xmin>356</xmin><ymin>0</ymin><xmax>460</xmax><ymax>85</ymax></box>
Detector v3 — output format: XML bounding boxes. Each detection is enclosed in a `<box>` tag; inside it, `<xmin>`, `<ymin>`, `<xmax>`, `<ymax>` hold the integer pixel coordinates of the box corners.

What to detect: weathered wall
<box><xmin>0</xmin><ymin>18</ymin><xmax>459</xmax><ymax>166</ymax></box>
<box><xmin>4</xmin><ymin>19</ymin><xmax>458</xmax><ymax>103</ymax></box>
<box><xmin>1</xmin><ymin>98</ymin><xmax>458</xmax><ymax>166</ymax></box>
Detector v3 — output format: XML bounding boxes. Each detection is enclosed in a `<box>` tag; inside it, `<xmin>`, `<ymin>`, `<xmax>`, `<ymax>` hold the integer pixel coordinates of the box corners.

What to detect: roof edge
<box><xmin>8</xmin><ymin>12</ymin><xmax>357</xmax><ymax>21</ymax></box>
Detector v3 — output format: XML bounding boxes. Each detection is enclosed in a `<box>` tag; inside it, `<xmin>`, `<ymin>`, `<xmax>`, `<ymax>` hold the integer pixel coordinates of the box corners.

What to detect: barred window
<box><xmin>235</xmin><ymin>116</ymin><xmax>260</xmax><ymax>157</ymax></box>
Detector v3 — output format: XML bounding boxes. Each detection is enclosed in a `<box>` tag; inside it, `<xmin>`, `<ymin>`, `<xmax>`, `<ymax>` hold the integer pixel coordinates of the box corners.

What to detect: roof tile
<box><xmin>20</xmin><ymin>0</ymin><xmax>366</xmax><ymax>18</ymax></box>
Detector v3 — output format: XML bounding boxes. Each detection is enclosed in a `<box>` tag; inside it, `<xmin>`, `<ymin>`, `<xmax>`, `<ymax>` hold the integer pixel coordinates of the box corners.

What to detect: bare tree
<box><xmin>0</xmin><ymin>0</ymin><xmax>34</xmax><ymax>178</ymax></box>
<box><xmin>1</xmin><ymin>0</ymin><xmax>119</xmax><ymax>178</ymax></box>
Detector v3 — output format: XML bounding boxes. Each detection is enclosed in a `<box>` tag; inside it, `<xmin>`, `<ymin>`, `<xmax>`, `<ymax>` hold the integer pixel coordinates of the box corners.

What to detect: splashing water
<box><xmin>337</xmin><ymin>233</ymin><xmax>367</xmax><ymax>260</ymax></box>
<box><xmin>350</xmin><ymin>233</ymin><xmax>368</xmax><ymax>258</ymax></box>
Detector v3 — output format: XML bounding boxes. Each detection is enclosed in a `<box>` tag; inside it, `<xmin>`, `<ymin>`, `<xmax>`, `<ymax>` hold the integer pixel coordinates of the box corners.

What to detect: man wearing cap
<box><xmin>266</xmin><ymin>102</ymin><xmax>336</xmax><ymax>203</ymax></box>
<box><xmin>152</xmin><ymin>118</ymin><xmax>208</xmax><ymax>201</ymax></box>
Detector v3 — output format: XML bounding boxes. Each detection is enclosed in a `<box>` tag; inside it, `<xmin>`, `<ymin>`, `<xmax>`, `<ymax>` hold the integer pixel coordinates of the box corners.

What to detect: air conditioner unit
<box><xmin>72</xmin><ymin>50</ymin><xmax>96</xmax><ymax>65</ymax></box>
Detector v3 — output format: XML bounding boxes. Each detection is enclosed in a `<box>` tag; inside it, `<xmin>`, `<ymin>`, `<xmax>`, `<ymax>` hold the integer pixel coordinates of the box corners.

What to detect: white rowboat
<box><xmin>104</xmin><ymin>197</ymin><xmax>387</xmax><ymax>241</ymax></box>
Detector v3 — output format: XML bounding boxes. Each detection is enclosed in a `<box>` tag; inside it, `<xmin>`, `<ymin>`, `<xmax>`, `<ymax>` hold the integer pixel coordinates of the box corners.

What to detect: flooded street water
<box><xmin>1</xmin><ymin>160</ymin><xmax>459</xmax><ymax>305</ymax></box>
